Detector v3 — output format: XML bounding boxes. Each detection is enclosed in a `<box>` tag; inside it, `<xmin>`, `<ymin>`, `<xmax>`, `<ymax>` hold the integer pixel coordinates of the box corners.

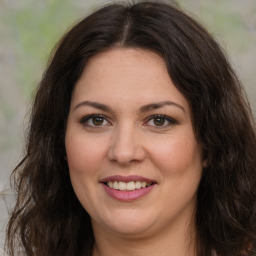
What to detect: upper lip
<box><xmin>100</xmin><ymin>175</ymin><xmax>157</xmax><ymax>183</ymax></box>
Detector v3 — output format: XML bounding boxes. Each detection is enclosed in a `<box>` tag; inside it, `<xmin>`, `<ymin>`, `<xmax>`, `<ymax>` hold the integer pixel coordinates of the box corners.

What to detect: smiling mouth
<box><xmin>105</xmin><ymin>181</ymin><xmax>155</xmax><ymax>191</ymax></box>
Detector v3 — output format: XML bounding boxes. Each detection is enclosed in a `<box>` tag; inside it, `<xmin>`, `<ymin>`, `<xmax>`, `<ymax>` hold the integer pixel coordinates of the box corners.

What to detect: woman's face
<box><xmin>65</xmin><ymin>48</ymin><xmax>203</xmax><ymax>238</ymax></box>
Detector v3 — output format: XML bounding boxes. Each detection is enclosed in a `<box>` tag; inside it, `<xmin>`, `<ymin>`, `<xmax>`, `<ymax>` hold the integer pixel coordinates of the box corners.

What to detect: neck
<box><xmin>92</xmin><ymin>218</ymin><xmax>197</xmax><ymax>256</ymax></box>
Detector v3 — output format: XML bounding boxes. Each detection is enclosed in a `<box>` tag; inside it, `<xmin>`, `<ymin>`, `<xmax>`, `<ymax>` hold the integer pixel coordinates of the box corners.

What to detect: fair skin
<box><xmin>65</xmin><ymin>48</ymin><xmax>203</xmax><ymax>256</ymax></box>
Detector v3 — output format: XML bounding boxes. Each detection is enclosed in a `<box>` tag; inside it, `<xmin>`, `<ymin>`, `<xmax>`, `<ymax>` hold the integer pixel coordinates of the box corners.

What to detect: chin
<box><xmin>94</xmin><ymin>209</ymin><xmax>156</xmax><ymax>236</ymax></box>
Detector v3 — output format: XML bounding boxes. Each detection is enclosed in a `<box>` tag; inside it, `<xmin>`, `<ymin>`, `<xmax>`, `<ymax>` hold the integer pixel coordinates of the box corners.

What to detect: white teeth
<box><xmin>127</xmin><ymin>181</ymin><xmax>135</xmax><ymax>191</ymax></box>
<box><xmin>106</xmin><ymin>181</ymin><xmax>153</xmax><ymax>191</ymax></box>
<box><xmin>113</xmin><ymin>181</ymin><xmax>118</xmax><ymax>190</ymax></box>
<box><xmin>135</xmin><ymin>181</ymin><xmax>142</xmax><ymax>189</ymax></box>
<box><xmin>108</xmin><ymin>181</ymin><xmax>113</xmax><ymax>188</ymax></box>
<box><xmin>119</xmin><ymin>181</ymin><xmax>126</xmax><ymax>191</ymax></box>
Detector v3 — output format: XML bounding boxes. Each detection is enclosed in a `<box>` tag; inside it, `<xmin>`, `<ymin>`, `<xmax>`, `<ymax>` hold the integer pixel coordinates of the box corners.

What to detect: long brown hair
<box><xmin>6</xmin><ymin>1</ymin><xmax>256</xmax><ymax>255</ymax></box>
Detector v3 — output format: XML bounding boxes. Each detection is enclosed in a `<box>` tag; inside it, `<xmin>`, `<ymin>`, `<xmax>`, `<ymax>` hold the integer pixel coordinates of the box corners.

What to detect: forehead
<box><xmin>71</xmin><ymin>47</ymin><xmax>190</xmax><ymax>114</ymax></box>
<box><xmin>80</xmin><ymin>47</ymin><xmax>167</xmax><ymax>85</ymax></box>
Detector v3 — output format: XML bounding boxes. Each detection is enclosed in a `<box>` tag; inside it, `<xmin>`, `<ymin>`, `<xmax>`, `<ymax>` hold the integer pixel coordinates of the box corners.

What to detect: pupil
<box><xmin>154</xmin><ymin>117</ymin><xmax>165</xmax><ymax>126</ymax></box>
<box><xmin>93</xmin><ymin>117</ymin><xmax>103</xmax><ymax>126</ymax></box>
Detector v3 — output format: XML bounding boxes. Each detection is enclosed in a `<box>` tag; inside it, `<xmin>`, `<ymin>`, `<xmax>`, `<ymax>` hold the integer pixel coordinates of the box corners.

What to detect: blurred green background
<box><xmin>0</xmin><ymin>0</ymin><xmax>256</xmax><ymax>252</ymax></box>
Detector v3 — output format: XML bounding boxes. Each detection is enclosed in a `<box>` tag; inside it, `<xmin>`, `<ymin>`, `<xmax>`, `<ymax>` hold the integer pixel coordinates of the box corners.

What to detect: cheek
<box><xmin>65</xmin><ymin>134</ymin><xmax>106</xmax><ymax>211</ymax></box>
<box><xmin>65</xmin><ymin>134</ymin><xmax>106</xmax><ymax>175</ymax></box>
<box><xmin>149</xmin><ymin>132</ymin><xmax>202</xmax><ymax>175</ymax></box>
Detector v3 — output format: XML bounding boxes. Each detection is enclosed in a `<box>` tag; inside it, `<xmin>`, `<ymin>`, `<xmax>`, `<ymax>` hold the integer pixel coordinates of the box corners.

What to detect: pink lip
<box><xmin>100</xmin><ymin>175</ymin><xmax>156</xmax><ymax>183</ymax></box>
<box><xmin>100</xmin><ymin>175</ymin><xmax>157</xmax><ymax>202</ymax></box>
<box><xmin>102</xmin><ymin>184</ymin><xmax>155</xmax><ymax>201</ymax></box>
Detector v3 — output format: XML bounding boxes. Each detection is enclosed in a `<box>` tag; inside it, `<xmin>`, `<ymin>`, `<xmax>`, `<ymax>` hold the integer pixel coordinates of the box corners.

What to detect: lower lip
<box><xmin>102</xmin><ymin>184</ymin><xmax>155</xmax><ymax>201</ymax></box>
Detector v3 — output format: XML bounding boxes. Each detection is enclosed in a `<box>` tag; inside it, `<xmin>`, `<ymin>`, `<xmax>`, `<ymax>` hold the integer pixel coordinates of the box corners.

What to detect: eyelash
<box><xmin>144</xmin><ymin>114</ymin><xmax>178</xmax><ymax>127</ymax></box>
<box><xmin>80</xmin><ymin>114</ymin><xmax>111</xmax><ymax>127</ymax></box>
<box><xmin>80</xmin><ymin>114</ymin><xmax>177</xmax><ymax>128</ymax></box>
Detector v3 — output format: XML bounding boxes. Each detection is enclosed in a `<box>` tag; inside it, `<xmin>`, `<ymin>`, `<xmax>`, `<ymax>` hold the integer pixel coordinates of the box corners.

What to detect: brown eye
<box><xmin>153</xmin><ymin>117</ymin><xmax>165</xmax><ymax>126</ymax></box>
<box><xmin>145</xmin><ymin>115</ymin><xmax>177</xmax><ymax>128</ymax></box>
<box><xmin>81</xmin><ymin>115</ymin><xmax>110</xmax><ymax>127</ymax></box>
<box><xmin>92</xmin><ymin>116</ymin><xmax>104</xmax><ymax>126</ymax></box>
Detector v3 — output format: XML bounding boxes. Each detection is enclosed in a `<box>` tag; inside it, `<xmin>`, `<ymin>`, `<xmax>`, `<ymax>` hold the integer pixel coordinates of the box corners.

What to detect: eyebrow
<box><xmin>139</xmin><ymin>101</ymin><xmax>185</xmax><ymax>113</ymax></box>
<box><xmin>73</xmin><ymin>100</ymin><xmax>185</xmax><ymax>113</ymax></box>
<box><xmin>74</xmin><ymin>101</ymin><xmax>113</xmax><ymax>113</ymax></box>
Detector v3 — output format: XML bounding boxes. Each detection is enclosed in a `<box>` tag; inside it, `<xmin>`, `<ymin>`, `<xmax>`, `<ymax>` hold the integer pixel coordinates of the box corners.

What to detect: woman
<box><xmin>6</xmin><ymin>1</ymin><xmax>256</xmax><ymax>256</ymax></box>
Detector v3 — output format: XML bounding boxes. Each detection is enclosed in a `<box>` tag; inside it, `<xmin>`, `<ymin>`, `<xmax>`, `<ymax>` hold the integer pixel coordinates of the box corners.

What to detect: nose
<box><xmin>107</xmin><ymin>125</ymin><xmax>146</xmax><ymax>165</ymax></box>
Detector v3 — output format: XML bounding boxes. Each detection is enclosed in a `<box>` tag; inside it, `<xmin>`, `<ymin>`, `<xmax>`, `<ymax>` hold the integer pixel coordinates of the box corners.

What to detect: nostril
<box><xmin>107</xmin><ymin>143</ymin><xmax>146</xmax><ymax>165</ymax></box>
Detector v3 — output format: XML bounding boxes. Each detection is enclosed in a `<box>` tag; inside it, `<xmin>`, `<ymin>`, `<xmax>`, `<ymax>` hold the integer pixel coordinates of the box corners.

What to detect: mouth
<box><xmin>104</xmin><ymin>181</ymin><xmax>155</xmax><ymax>191</ymax></box>
<box><xmin>100</xmin><ymin>175</ymin><xmax>157</xmax><ymax>191</ymax></box>
<box><xmin>100</xmin><ymin>175</ymin><xmax>157</xmax><ymax>201</ymax></box>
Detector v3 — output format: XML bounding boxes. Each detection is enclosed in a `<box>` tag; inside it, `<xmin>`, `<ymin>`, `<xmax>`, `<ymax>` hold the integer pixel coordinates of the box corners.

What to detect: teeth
<box><xmin>127</xmin><ymin>181</ymin><xmax>135</xmax><ymax>191</ymax></box>
<box><xmin>119</xmin><ymin>181</ymin><xmax>126</xmax><ymax>191</ymax></box>
<box><xmin>106</xmin><ymin>181</ymin><xmax>153</xmax><ymax>191</ymax></box>
<box><xmin>135</xmin><ymin>181</ymin><xmax>141</xmax><ymax>189</ymax></box>
<box><xmin>141</xmin><ymin>181</ymin><xmax>146</xmax><ymax>188</ymax></box>
<box><xmin>113</xmin><ymin>181</ymin><xmax>118</xmax><ymax>189</ymax></box>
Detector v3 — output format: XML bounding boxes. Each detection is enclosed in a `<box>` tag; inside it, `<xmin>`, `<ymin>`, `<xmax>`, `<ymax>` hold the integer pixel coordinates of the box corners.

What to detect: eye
<box><xmin>145</xmin><ymin>115</ymin><xmax>177</xmax><ymax>127</ymax></box>
<box><xmin>81</xmin><ymin>114</ymin><xmax>111</xmax><ymax>127</ymax></box>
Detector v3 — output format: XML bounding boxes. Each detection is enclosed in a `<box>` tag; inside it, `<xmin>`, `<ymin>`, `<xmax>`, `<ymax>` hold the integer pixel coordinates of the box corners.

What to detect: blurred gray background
<box><xmin>0</xmin><ymin>0</ymin><xmax>255</xmax><ymax>254</ymax></box>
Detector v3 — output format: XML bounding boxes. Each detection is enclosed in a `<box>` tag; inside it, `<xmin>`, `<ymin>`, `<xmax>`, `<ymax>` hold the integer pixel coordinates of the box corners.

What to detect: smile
<box><xmin>101</xmin><ymin>175</ymin><xmax>157</xmax><ymax>201</ymax></box>
<box><xmin>106</xmin><ymin>181</ymin><xmax>153</xmax><ymax>191</ymax></box>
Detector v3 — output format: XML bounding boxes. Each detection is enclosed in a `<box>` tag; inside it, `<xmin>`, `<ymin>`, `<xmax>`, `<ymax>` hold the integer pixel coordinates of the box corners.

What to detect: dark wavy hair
<box><xmin>6</xmin><ymin>1</ymin><xmax>256</xmax><ymax>256</ymax></box>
